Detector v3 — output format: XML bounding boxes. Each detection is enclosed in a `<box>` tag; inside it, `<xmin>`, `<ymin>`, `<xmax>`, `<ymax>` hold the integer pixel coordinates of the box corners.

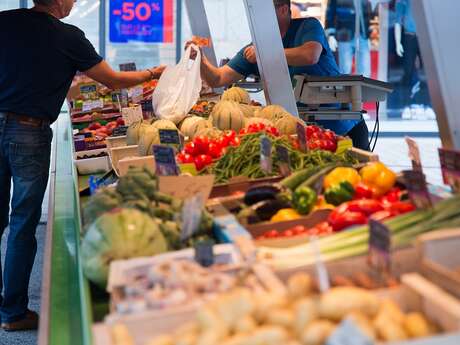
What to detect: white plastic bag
<box><xmin>152</xmin><ymin>44</ymin><xmax>202</xmax><ymax>124</ymax></box>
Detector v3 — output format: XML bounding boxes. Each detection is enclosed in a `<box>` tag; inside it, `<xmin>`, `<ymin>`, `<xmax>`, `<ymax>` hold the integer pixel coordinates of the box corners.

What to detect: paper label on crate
<box><xmin>79</xmin><ymin>83</ymin><xmax>97</xmax><ymax>99</ymax></box>
<box><xmin>276</xmin><ymin>145</ymin><xmax>291</xmax><ymax>177</ymax></box>
<box><xmin>260</xmin><ymin>135</ymin><xmax>273</xmax><ymax>174</ymax></box>
<box><xmin>140</xmin><ymin>99</ymin><xmax>154</xmax><ymax>119</ymax></box>
<box><xmin>128</xmin><ymin>85</ymin><xmax>144</xmax><ymax>103</ymax></box>
<box><xmin>153</xmin><ymin>145</ymin><xmax>179</xmax><ymax>176</ymax></box>
<box><xmin>111</xmin><ymin>126</ymin><xmax>128</xmax><ymax>137</ymax></box>
<box><xmin>159</xmin><ymin>129</ymin><xmax>181</xmax><ymax>146</ymax></box>
<box><xmin>402</xmin><ymin>170</ymin><xmax>432</xmax><ymax>209</ymax></box>
<box><xmin>181</xmin><ymin>193</ymin><xmax>205</xmax><ymax>241</ymax></box>
<box><xmin>194</xmin><ymin>240</ymin><xmax>215</xmax><ymax>267</ymax></box>
<box><xmin>296</xmin><ymin>122</ymin><xmax>308</xmax><ymax>152</ymax></box>
<box><xmin>82</xmin><ymin>100</ymin><xmax>102</xmax><ymax>112</ymax></box>
<box><xmin>405</xmin><ymin>137</ymin><xmax>423</xmax><ymax>172</ymax></box>
<box><xmin>179</xmin><ymin>163</ymin><xmax>198</xmax><ymax>176</ymax></box>
<box><xmin>121</xmin><ymin>105</ymin><xmax>143</xmax><ymax>126</ymax></box>
<box><xmin>158</xmin><ymin>175</ymin><xmax>214</xmax><ymax>202</ymax></box>
<box><xmin>368</xmin><ymin>219</ymin><xmax>391</xmax><ymax>272</ymax></box>
<box><xmin>119</xmin><ymin>62</ymin><xmax>137</xmax><ymax>71</ymax></box>
<box><xmin>336</xmin><ymin>138</ymin><xmax>353</xmax><ymax>155</ymax></box>
<box><xmin>326</xmin><ymin>319</ymin><xmax>373</xmax><ymax>345</ymax></box>
<box><xmin>438</xmin><ymin>148</ymin><xmax>460</xmax><ymax>194</ymax></box>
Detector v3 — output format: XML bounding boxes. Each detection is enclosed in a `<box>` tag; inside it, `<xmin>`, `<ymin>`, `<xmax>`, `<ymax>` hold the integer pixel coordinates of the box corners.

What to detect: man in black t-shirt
<box><xmin>0</xmin><ymin>0</ymin><xmax>165</xmax><ymax>331</ymax></box>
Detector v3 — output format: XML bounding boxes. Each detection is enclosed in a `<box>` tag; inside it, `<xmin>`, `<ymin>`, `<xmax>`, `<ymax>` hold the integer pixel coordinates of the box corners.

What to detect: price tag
<box><xmin>194</xmin><ymin>239</ymin><xmax>215</xmax><ymax>267</ymax></box>
<box><xmin>159</xmin><ymin>129</ymin><xmax>181</xmax><ymax>146</ymax></box>
<box><xmin>111</xmin><ymin>126</ymin><xmax>128</xmax><ymax>137</ymax></box>
<box><xmin>260</xmin><ymin>135</ymin><xmax>273</xmax><ymax>174</ymax></box>
<box><xmin>121</xmin><ymin>105</ymin><xmax>143</xmax><ymax>126</ymax></box>
<box><xmin>140</xmin><ymin>99</ymin><xmax>154</xmax><ymax>119</ymax></box>
<box><xmin>153</xmin><ymin>145</ymin><xmax>179</xmax><ymax>176</ymax></box>
<box><xmin>119</xmin><ymin>62</ymin><xmax>137</xmax><ymax>71</ymax></box>
<box><xmin>79</xmin><ymin>83</ymin><xmax>97</xmax><ymax>100</ymax></box>
<box><xmin>276</xmin><ymin>145</ymin><xmax>291</xmax><ymax>177</ymax></box>
<box><xmin>120</xmin><ymin>89</ymin><xmax>129</xmax><ymax>108</ymax></box>
<box><xmin>128</xmin><ymin>85</ymin><xmax>144</xmax><ymax>103</ymax></box>
<box><xmin>181</xmin><ymin>193</ymin><xmax>205</xmax><ymax>241</ymax></box>
<box><xmin>439</xmin><ymin>148</ymin><xmax>460</xmax><ymax>193</ymax></box>
<box><xmin>296</xmin><ymin>122</ymin><xmax>308</xmax><ymax>152</ymax></box>
<box><xmin>402</xmin><ymin>170</ymin><xmax>432</xmax><ymax>209</ymax></box>
<box><xmin>368</xmin><ymin>219</ymin><xmax>391</xmax><ymax>272</ymax></box>
<box><xmin>91</xmin><ymin>99</ymin><xmax>104</xmax><ymax>110</ymax></box>
<box><xmin>82</xmin><ymin>101</ymin><xmax>94</xmax><ymax>112</ymax></box>
<box><xmin>326</xmin><ymin>319</ymin><xmax>373</xmax><ymax>345</ymax></box>
<box><xmin>405</xmin><ymin>137</ymin><xmax>423</xmax><ymax>172</ymax></box>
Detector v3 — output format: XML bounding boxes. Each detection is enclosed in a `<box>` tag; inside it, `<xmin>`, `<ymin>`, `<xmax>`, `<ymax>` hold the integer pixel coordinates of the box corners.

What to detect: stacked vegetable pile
<box><xmin>257</xmin><ymin>194</ymin><xmax>460</xmax><ymax>269</ymax></box>
<box><xmin>81</xmin><ymin>167</ymin><xmax>214</xmax><ymax>287</ymax></box>
<box><xmin>146</xmin><ymin>272</ymin><xmax>438</xmax><ymax>345</ymax></box>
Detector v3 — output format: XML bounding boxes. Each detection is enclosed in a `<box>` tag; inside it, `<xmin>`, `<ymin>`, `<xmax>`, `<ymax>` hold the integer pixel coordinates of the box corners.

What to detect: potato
<box><xmin>378</xmin><ymin>299</ymin><xmax>405</xmax><ymax>324</ymax></box>
<box><xmin>300</xmin><ymin>320</ymin><xmax>336</xmax><ymax>345</ymax></box>
<box><xmin>267</xmin><ymin>308</ymin><xmax>295</xmax><ymax>329</ymax></box>
<box><xmin>374</xmin><ymin>311</ymin><xmax>408</xmax><ymax>341</ymax></box>
<box><xmin>253</xmin><ymin>292</ymin><xmax>288</xmax><ymax>323</ymax></box>
<box><xmin>146</xmin><ymin>335</ymin><xmax>173</xmax><ymax>345</ymax></box>
<box><xmin>214</xmin><ymin>289</ymin><xmax>254</xmax><ymax>328</ymax></box>
<box><xmin>111</xmin><ymin>324</ymin><xmax>135</xmax><ymax>345</ymax></box>
<box><xmin>196</xmin><ymin>330</ymin><xmax>222</xmax><ymax>345</ymax></box>
<box><xmin>246</xmin><ymin>325</ymin><xmax>289</xmax><ymax>345</ymax></box>
<box><xmin>174</xmin><ymin>333</ymin><xmax>197</xmax><ymax>345</ymax></box>
<box><xmin>220</xmin><ymin>334</ymin><xmax>252</xmax><ymax>345</ymax></box>
<box><xmin>345</xmin><ymin>311</ymin><xmax>376</xmax><ymax>341</ymax></box>
<box><xmin>287</xmin><ymin>272</ymin><xmax>313</xmax><ymax>299</ymax></box>
<box><xmin>234</xmin><ymin>315</ymin><xmax>257</xmax><ymax>334</ymax></box>
<box><xmin>174</xmin><ymin>322</ymin><xmax>198</xmax><ymax>338</ymax></box>
<box><xmin>294</xmin><ymin>298</ymin><xmax>319</xmax><ymax>336</ymax></box>
<box><xmin>319</xmin><ymin>287</ymin><xmax>379</xmax><ymax>321</ymax></box>
<box><xmin>404</xmin><ymin>312</ymin><xmax>431</xmax><ymax>338</ymax></box>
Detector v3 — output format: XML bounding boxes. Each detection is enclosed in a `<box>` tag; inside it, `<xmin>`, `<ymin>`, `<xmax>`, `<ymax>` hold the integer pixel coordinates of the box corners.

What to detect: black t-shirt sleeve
<box><xmin>60</xmin><ymin>25</ymin><xmax>103</xmax><ymax>72</ymax></box>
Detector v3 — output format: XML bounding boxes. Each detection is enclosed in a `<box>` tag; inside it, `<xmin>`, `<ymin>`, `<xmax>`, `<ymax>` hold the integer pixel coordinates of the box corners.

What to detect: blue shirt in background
<box><xmin>395</xmin><ymin>0</ymin><xmax>416</xmax><ymax>34</ymax></box>
<box><xmin>227</xmin><ymin>18</ymin><xmax>358</xmax><ymax>135</ymax></box>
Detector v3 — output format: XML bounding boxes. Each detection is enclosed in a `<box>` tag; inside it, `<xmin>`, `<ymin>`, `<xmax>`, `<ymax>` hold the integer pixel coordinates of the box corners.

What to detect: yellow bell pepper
<box><xmin>271</xmin><ymin>208</ymin><xmax>301</xmax><ymax>222</ymax></box>
<box><xmin>313</xmin><ymin>196</ymin><xmax>335</xmax><ymax>211</ymax></box>
<box><xmin>360</xmin><ymin>162</ymin><xmax>397</xmax><ymax>197</ymax></box>
<box><xmin>324</xmin><ymin>167</ymin><xmax>361</xmax><ymax>189</ymax></box>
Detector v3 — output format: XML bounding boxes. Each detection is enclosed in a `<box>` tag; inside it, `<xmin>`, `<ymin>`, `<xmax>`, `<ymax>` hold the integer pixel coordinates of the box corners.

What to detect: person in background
<box><xmin>291</xmin><ymin>2</ymin><xmax>302</xmax><ymax>18</ymax></box>
<box><xmin>188</xmin><ymin>0</ymin><xmax>369</xmax><ymax>150</ymax></box>
<box><xmin>0</xmin><ymin>0</ymin><xmax>164</xmax><ymax>331</ymax></box>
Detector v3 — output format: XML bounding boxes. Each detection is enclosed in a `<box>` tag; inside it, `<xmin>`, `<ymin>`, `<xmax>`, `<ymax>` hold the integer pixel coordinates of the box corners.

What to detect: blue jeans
<box><xmin>0</xmin><ymin>115</ymin><xmax>52</xmax><ymax>323</ymax></box>
<box><xmin>338</xmin><ymin>36</ymin><xmax>371</xmax><ymax>77</ymax></box>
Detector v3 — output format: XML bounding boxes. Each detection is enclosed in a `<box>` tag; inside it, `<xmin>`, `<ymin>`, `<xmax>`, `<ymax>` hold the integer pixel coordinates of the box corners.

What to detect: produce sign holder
<box><xmin>108</xmin><ymin>145</ymin><xmax>140</xmax><ymax>176</ymax></box>
<box><xmin>73</xmin><ymin>149</ymin><xmax>111</xmax><ymax>175</ymax></box>
<box><xmin>117</xmin><ymin>156</ymin><xmax>156</xmax><ymax>177</ymax></box>
<box><xmin>439</xmin><ymin>148</ymin><xmax>460</xmax><ymax>193</ymax></box>
<box><xmin>417</xmin><ymin>229</ymin><xmax>460</xmax><ymax>300</ymax></box>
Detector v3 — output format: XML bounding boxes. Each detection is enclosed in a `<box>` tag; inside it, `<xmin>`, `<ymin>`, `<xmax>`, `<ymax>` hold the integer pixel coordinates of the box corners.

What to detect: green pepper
<box><xmin>293</xmin><ymin>186</ymin><xmax>317</xmax><ymax>215</ymax></box>
<box><xmin>324</xmin><ymin>181</ymin><xmax>355</xmax><ymax>206</ymax></box>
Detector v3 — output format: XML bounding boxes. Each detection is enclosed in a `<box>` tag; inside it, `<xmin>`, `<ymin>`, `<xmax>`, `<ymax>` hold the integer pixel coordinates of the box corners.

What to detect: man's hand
<box><xmin>244</xmin><ymin>45</ymin><xmax>257</xmax><ymax>64</ymax></box>
<box><xmin>150</xmin><ymin>65</ymin><xmax>166</xmax><ymax>78</ymax></box>
<box><xmin>185</xmin><ymin>40</ymin><xmax>203</xmax><ymax>61</ymax></box>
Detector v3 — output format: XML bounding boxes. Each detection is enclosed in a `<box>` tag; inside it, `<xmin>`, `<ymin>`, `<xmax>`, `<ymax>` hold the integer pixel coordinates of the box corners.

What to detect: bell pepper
<box><xmin>328</xmin><ymin>210</ymin><xmax>368</xmax><ymax>232</ymax></box>
<box><xmin>324</xmin><ymin>181</ymin><xmax>355</xmax><ymax>206</ymax></box>
<box><xmin>324</xmin><ymin>167</ymin><xmax>362</xmax><ymax>189</ymax></box>
<box><xmin>344</xmin><ymin>199</ymin><xmax>384</xmax><ymax>216</ymax></box>
<box><xmin>354</xmin><ymin>182</ymin><xmax>374</xmax><ymax>199</ymax></box>
<box><xmin>360</xmin><ymin>162</ymin><xmax>397</xmax><ymax>197</ymax></box>
<box><xmin>270</xmin><ymin>208</ymin><xmax>301</xmax><ymax>222</ymax></box>
<box><xmin>313</xmin><ymin>196</ymin><xmax>335</xmax><ymax>211</ymax></box>
<box><xmin>385</xmin><ymin>201</ymin><xmax>416</xmax><ymax>215</ymax></box>
<box><xmin>293</xmin><ymin>186</ymin><xmax>317</xmax><ymax>215</ymax></box>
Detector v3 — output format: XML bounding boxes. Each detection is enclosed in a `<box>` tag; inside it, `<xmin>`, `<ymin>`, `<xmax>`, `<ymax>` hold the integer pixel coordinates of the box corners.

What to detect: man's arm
<box><xmin>84</xmin><ymin>61</ymin><xmax>165</xmax><ymax>90</ymax></box>
<box><xmin>200</xmin><ymin>56</ymin><xmax>243</xmax><ymax>88</ymax></box>
<box><xmin>284</xmin><ymin>41</ymin><xmax>323</xmax><ymax>66</ymax></box>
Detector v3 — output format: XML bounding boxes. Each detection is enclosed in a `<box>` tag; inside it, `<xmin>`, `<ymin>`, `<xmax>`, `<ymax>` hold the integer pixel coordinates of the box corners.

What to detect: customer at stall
<box><xmin>188</xmin><ymin>0</ymin><xmax>369</xmax><ymax>149</ymax></box>
<box><xmin>0</xmin><ymin>0</ymin><xmax>164</xmax><ymax>331</ymax></box>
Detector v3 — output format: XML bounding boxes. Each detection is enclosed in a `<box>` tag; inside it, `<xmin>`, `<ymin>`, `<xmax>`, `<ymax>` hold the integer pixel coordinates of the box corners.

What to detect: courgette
<box><xmin>279</xmin><ymin>166</ymin><xmax>323</xmax><ymax>191</ymax></box>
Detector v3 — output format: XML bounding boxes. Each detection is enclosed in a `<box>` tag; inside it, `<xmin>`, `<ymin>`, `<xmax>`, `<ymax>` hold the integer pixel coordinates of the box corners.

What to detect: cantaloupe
<box><xmin>195</xmin><ymin>127</ymin><xmax>222</xmax><ymax>139</ymax></box>
<box><xmin>257</xmin><ymin>105</ymin><xmax>289</xmax><ymax>122</ymax></box>
<box><xmin>239</xmin><ymin>103</ymin><xmax>263</xmax><ymax>118</ymax></box>
<box><xmin>137</xmin><ymin>126</ymin><xmax>160</xmax><ymax>156</ymax></box>
<box><xmin>245</xmin><ymin>117</ymin><xmax>274</xmax><ymax>128</ymax></box>
<box><xmin>210</xmin><ymin>100</ymin><xmax>246</xmax><ymax>132</ymax></box>
<box><xmin>152</xmin><ymin>119</ymin><xmax>177</xmax><ymax>130</ymax></box>
<box><xmin>180</xmin><ymin>116</ymin><xmax>213</xmax><ymax>139</ymax></box>
<box><xmin>126</xmin><ymin>120</ymin><xmax>151</xmax><ymax>145</ymax></box>
<box><xmin>275</xmin><ymin>114</ymin><xmax>302</xmax><ymax>135</ymax></box>
<box><xmin>221</xmin><ymin>87</ymin><xmax>251</xmax><ymax>104</ymax></box>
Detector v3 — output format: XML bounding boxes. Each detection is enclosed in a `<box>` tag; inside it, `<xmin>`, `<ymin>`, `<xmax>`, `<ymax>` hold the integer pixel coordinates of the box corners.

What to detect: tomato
<box><xmin>193</xmin><ymin>135</ymin><xmax>210</xmax><ymax>155</ymax></box>
<box><xmin>223</xmin><ymin>130</ymin><xmax>236</xmax><ymax>141</ymax></box>
<box><xmin>208</xmin><ymin>142</ymin><xmax>223</xmax><ymax>159</ymax></box>
<box><xmin>282</xmin><ymin>229</ymin><xmax>295</xmax><ymax>237</ymax></box>
<box><xmin>239</xmin><ymin>128</ymin><xmax>248</xmax><ymax>136</ymax></box>
<box><xmin>248</xmin><ymin>123</ymin><xmax>266</xmax><ymax>133</ymax></box>
<box><xmin>266</xmin><ymin>126</ymin><xmax>280</xmax><ymax>137</ymax></box>
<box><xmin>310</xmin><ymin>131</ymin><xmax>325</xmax><ymax>141</ymax></box>
<box><xmin>194</xmin><ymin>154</ymin><xmax>212</xmax><ymax>171</ymax></box>
<box><xmin>291</xmin><ymin>139</ymin><xmax>300</xmax><ymax>150</ymax></box>
<box><xmin>306</xmin><ymin>125</ymin><xmax>321</xmax><ymax>138</ymax></box>
<box><xmin>216</xmin><ymin>136</ymin><xmax>230</xmax><ymax>148</ymax></box>
<box><xmin>292</xmin><ymin>225</ymin><xmax>306</xmax><ymax>235</ymax></box>
<box><xmin>184</xmin><ymin>142</ymin><xmax>198</xmax><ymax>156</ymax></box>
<box><xmin>308</xmin><ymin>140</ymin><xmax>322</xmax><ymax>150</ymax></box>
<box><xmin>176</xmin><ymin>152</ymin><xmax>194</xmax><ymax>164</ymax></box>
<box><xmin>116</xmin><ymin>117</ymin><xmax>125</xmax><ymax>126</ymax></box>
<box><xmin>229</xmin><ymin>136</ymin><xmax>241</xmax><ymax>147</ymax></box>
<box><xmin>322</xmin><ymin>139</ymin><xmax>337</xmax><ymax>152</ymax></box>
<box><xmin>264</xmin><ymin>230</ymin><xmax>279</xmax><ymax>238</ymax></box>
<box><xmin>322</xmin><ymin>130</ymin><xmax>337</xmax><ymax>141</ymax></box>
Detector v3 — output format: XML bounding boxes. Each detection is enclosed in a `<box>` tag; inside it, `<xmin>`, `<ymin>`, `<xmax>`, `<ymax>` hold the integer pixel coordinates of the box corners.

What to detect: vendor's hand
<box><xmin>328</xmin><ymin>36</ymin><xmax>338</xmax><ymax>53</ymax></box>
<box><xmin>185</xmin><ymin>40</ymin><xmax>202</xmax><ymax>61</ymax></box>
<box><xmin>244</xmin><ymin>45</ymin><xmax>257</xmax><ymax>64</ymax></box>
<box><xmin>150</xmin><ymin>65</ymin><xmax>166</xmax><ymax>78</ymax></box>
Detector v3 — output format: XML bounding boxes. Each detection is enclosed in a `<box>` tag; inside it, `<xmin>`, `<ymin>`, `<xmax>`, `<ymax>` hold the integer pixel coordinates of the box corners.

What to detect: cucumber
<box><xmin>279</xmin><ymin>166</ymin><xmax>323</xmax><ymax>191</ymax></box>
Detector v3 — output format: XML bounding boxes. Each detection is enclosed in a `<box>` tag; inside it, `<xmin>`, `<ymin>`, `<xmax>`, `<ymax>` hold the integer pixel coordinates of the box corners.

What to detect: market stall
<box><xmin>37</xmin><ymin>2</ymin><xmax>460</xmax><ymax>345</ymax></box>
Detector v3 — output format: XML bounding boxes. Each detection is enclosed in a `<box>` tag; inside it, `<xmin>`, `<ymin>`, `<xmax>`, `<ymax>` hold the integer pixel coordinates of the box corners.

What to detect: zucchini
<box><xmin>295</xmin><ymin>164</ymin><xmax>341</xmax><ymax>192</ymax></box>
<box><xmin>279</xmin><ymin>166</ymin><xmax>323</xmax><ymax>191</ymax></box>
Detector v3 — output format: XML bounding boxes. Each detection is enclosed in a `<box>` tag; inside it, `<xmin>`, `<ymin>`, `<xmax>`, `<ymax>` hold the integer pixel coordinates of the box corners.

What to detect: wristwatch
<box><xmin>146</xmin><ymin>68</ymin><xmax>155</xmax><ymax>80</ymax></box>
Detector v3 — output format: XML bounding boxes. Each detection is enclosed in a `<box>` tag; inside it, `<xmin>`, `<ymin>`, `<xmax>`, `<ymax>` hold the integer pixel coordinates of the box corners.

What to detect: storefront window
<box><xmin>0</xmin><ymin>0</ymin><xmax>20</xmax><ymax>11</ymax></box>
<box><xmin>63</xmin><ymin>0</ymin><xmax>100</xmax><ymax>52</ymax></box>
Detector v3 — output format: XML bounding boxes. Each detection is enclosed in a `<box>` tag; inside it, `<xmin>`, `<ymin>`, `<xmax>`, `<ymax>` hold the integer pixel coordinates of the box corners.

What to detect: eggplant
<box><xmin>238</xmin><ymin>199</ymin><xmax>291</xmax><ymax>224</ymax></box>
<box><xmin>244</xmin><ymin>184</ymin><xmax>283</xmax><ymax>206</ymax></box>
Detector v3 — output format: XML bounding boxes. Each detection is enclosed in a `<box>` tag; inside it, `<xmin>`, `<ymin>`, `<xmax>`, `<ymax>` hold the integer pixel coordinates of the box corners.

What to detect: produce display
<box><xmin>142</xmin><ymin>272</ymin><xmax>438</xmax><ymax>345</ymax></box>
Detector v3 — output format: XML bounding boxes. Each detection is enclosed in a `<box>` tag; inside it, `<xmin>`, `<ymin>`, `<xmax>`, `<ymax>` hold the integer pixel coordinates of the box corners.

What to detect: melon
<box><xmin>210</xmin><ymin>100</ymin><xmax>246</xmax><ymax>132</ymax></box>
<box><xmin>180</xmin><ymin>116</ymin><xmax>213</xmax><ymax>139</ymax></box>
<box><xmin>126</xmin><ymin>120</ymin><xmax>151</xmax><ymax>145</ymax></box>
<box><xmin>239</xmin><ymin>103</ymin><xmax>259</xmax><ymax>118</ymax></box>
<box><xmin>275</xmin><ymin>114</ymin><xmax>303</xmax><ymax>135</ymax></box>
<box><xmin>257</xmin><ymin>105</ymin><xmax>289</xmax><ymax>122</ymax></box>
<box><xmin>194</xmin><ymin>127</ymin><xmax>222</xmax><ymax>139</ymax></box>
<box><xmin>152</xmin><ymin>119</ymin><xmax>177</xmax><ymax>130</ymax></box>
<box><xmin>245</xmin><ymin>117</ymin><xmax>274</xmax><ymax>128</ymax></box>
<box><xmin>221</xmin><ymin>87</ymin><xmax>251</xmax><ymax>104</ymax></box>
<box><xmin>137</xmin><ymin>126</ymin><xmax>160</xmax><ymax>156</ymax></box>
<box><xmin>81</xmin><ymin>208</ymin><xmax>168</xmax><ymax>287</ymax></box>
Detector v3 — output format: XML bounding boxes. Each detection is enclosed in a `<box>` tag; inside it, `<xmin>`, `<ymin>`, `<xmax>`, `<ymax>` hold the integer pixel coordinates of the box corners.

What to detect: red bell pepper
<box><xmin>343</xmin><ymin>199</ymin><xmax>384</xmax><ymax>216</ymax></box>
<box><xmin>354</xmin><ymin>183</ymin><xmax>374</xmax><ymax>199</ymax></box>
<box><xmin>328</xmin><ymin>211</ymin><xmax>368</xmax><ymax>232</ymax></box>
<box><xmin>385</xmin><ymin>201</ymin><xmax>416</xmax><ymax>215</ymax></box>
